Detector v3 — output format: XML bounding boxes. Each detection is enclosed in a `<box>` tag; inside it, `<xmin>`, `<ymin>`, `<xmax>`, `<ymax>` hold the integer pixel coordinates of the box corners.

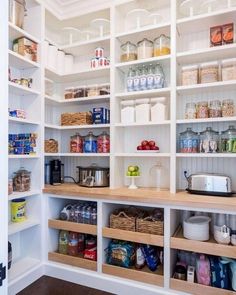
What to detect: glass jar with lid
<box><xmin>200</xmin><ymin>61</ymin><xmax>219</xmax><ymax>84</ymax></box>
<box><xmin>185</xmin><ymin>102</ymin><xmax>197</xmax><ymax>119</ymax></box>
<box><xmin>137</xmin><ymin>38</ymin><xmax>153</xmax><ymax>59</ymax></box>
<box><xmin>222</xmin><ymin>99</ymin><xmax>235</xmax><ymax>117</ymax></box>
<box><xmin>13</xmin><ymin>167</ymin><xmax>31</xmax><ymax>192</ymax></box>
<box><xmin>222</xmin><ymin>58</ymin><xmax>236</xmax><ymax>81</ymax></box>
<box><xmin>221</xmin><ymin>125</ymin><xmax>236</xmax><ymax>153</ymax></box>
<box><xmin>121</xmin><ymin>100</ymin><xmax>135</xmax><ymax>123</ymax></box>
<box><xmin>199</xmin><ymin>127</ymin><xmax>219</xmax><ymax>153</ymax></box>
<box><xmin>70</xmin><ymin>133</ymin><xmax>83</xmax><ymax>153</ymax></box>
<box><xmin>83</xmin><ymin>132</ymin><xmax>97</xmax><ymax>153</ymax></box>
<box><xmin>97</xmin><ymin>131</ymin><xmax>110</xmax><ymax>153</ymax></box>
<box><xmin>209</xmin><ymin>100</ymin><xmax>222</xmax><ymax>118</ymax></box>
<box><xmin>181</xmin><ymin>65</ymin><xmax>199</xmax><ymax>86</ymax></box>
<box><xmin>197</xmin><ymin>101</ymin><xmax>209</xmax><ymax>119</ymax></box>
<box><xmin>179</xmin><ymin>128</ymin><xmax>199</xmax><ymax>153</ymax></box>
<box><xmin>120</xmin><ymin>41</ymin><xmax>137</xmax><ymax>62</ymax></box>
<box><xmin>154</xmin><ymin>34</ymin><xmax>171</xmax><ymax>56</ymax></box>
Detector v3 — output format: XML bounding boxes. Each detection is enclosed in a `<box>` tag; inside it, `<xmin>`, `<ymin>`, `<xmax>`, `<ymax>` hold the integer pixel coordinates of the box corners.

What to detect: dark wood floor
<box><xmin>18</xmin><ymin>276</ymin><xmax>114</xmax><ymax>295</ymax></box>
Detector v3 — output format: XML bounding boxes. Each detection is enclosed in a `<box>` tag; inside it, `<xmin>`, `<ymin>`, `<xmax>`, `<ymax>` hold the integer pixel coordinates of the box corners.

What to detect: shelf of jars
<box><xmin>45</xmin><ymin>95</ymin><xmax>110</xmax><ymax>105</ymax></box>
<box><xmin>177</xmin><ymin>117</ymin><xmax>236</xmax><ymax>124</ymax></box>
<box><xmin>116</xmin><ymin>87</ymin><xmax>171</xmax><ymax>99</ymax></box>
<box><xmin>114</xmin><ymin>153</ymin><xmax>170</xmax><ymax>158</ymax></box>
<box><xmin>8</xmin><ymin>155</ymin><xmax>40</xmax><ymax>159</ymax></box>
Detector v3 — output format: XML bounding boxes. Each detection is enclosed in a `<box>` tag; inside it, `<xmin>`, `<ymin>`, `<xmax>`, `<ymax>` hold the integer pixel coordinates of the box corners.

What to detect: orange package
<box><xmin>210</xmin><ymin>25</ymin><xmax>222</xmax><ymax>47</ymax></box>
<box><xmin>222</xmin><ymin>23</ymin><xmax>234</xmax><ymax>45</ymax></box>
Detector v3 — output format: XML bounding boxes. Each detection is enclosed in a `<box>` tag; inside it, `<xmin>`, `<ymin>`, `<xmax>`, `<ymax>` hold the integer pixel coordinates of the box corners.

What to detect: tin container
<box><xmin>95</xmin><ymin>47</ymin><xmax>104</xmax><ymax>58</ymax></box>
<box><xmin>11</xmin><ymin>198</ymin><xmax>26</xmax><ymax>222</ymax></box>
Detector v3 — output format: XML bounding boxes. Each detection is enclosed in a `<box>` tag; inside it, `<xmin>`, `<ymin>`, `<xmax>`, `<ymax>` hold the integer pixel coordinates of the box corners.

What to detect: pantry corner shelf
<box><xmin>45</xmin><ymin>124</ymin><xmax>110</xmax><ymax>130</ymax></box>
<box><xmin>59</xmin><ymin>95</ymin><xmax>110</xmax><ymax>105</ymax></box>
<box><xmin>8</xmin><ymin>21</ymin><xmax>41</xmax><ymax>44</ymax></box>
<box><xmin>9</xmin><ymin>117</ymin><xmax>40</xmax><ymax>125</ymax></box>
<box><xmin>116</xmin><ymin>87</ymin><xmax>171</xmax><ymax>99</ymax></box>
<box><xmin>171</xmin><ymin>226</ymin><xmax>236</xmax><ymax>260</ymax></box>
<box><xmin>8</xmin><ymin>190</ymin><xmax>41</xmax><ymax>201</ymax></box>
<box><xmin>9</xmin><ymin>81</ymin><xmax>40</xmax><ymax>96</ymax></box>
<box><xmin>9</xmin><ymin>50</ymin><xmax>40</xmax><ymax>69</ymax></box>
<box><xmin>8</xmin><ymin>219</ymin><xmax>40</xmax><ymax>236</ymax></box>
<box><xmin>8</xmin><ymin>154</ymin><xmax>40</xmax><ymax>159</ymax></box>
<box><xmin>48</xmin><ymin>219</ymin><xmax>97</xmax><ymax>235</ymax></box>
<box><xmin>44</xmin><ymin>153</ymin><xmax>110</xmax><ymax>157</ymax></box>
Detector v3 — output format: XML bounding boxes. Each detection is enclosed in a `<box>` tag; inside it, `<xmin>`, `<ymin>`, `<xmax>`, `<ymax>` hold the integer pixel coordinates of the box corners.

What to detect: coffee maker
<box><xmin>45</xmin><ymin>160</ymin><xmax>64</xmax><ymax>185</ymax></box>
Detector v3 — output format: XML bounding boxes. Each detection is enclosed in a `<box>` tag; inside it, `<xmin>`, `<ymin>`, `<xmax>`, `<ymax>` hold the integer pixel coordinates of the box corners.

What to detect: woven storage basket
<box><xmin>61</xmin><ymin>112</ymin><xmax>92</xmax><ymax>126</ymax></box>
<box><xmin>136</xmin><ymin>216</ymin><xmax>164</xmax><ymax>235</ymax></box>
<box><xmin>44</xmin><ymin>139</ymin><xmax>58</xmax><ymax>153</ymax></box>
<box><xmin>110</xmin><ymin>209</ymin><xmax>137</xmax><ymax>231</ymax></box>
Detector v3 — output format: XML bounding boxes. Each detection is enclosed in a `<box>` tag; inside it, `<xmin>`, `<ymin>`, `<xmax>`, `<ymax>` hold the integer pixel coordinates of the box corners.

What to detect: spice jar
<box><xmin>221</xmin><ymin>125</ymin><xmax>236</xmax><ymax>153</ymax></box>
<box><xmin>222</xmin><ymin>99</ymin><xmax>235</xmax><ymax>117</ymax></box>
<box><xmin>150</xmin><ymin>97</ymin><xmax>167</xmax><ymax>122</ymax></box>
<box><xmin>209</xmin><ymin>100</ymin><xmax>222</xmax><ymax>118</ymax></box>
<box><xmin>154</xmin><ymin>34</ymin><xmax>171</xmax><ymax>56</ymax></box>
<box><xmin>13</xmin><ymin>168</ymin><xmax>31</xmax><ymax>192</ymax></box>
<box><xmin>120</xmin><ymin>41</ymin><xmax>137</xmax><ymax>62</ymax></box>
<box><xmin>179</xmin><ymin>128</ymin><xmax>199</xmax><ymax>153</ymax></box>
<box><xmin>137</xmin><ymin>38</ymin><xmax>153</xmax><ymax>59</ymax></box>
<box><xmin>70</xmin><ymin>133</ymin><xmax>83</xmax><ymax>153</ymax></box>
<box><xmin>181</xmin><ymin>65</ymin><xmax>199</xmax><ymax>86</ymax></box>
<box><xmin>222</xmin><ymin>58</ymin><xmax>236</xmax><ymax>81</ymax></box>
<box><xmin>200</xmin><ymin>127</ymin><xmax>219</xmax><ymax>153</ymax></box>
<box><xmin>97</xmin><ymin>131</ymin><xmax>110</xmax><ymax>153</ymax></box>
<box><xmin>185</xmin><ymin>102</ymin><xmax>197</xmax><ymax>119</ymax></box>
<box><xmin>197</xmin><ymin>101</ymin><xmax>209</xmax><ymax>119</ymax></box>
<box><xmin>121</xmin><ymin>100</ymin><xmax>135</xmax><ymax>124</ymax></box>
<box><xmin>135</xmin><ymin>98</ymin><xmax>150</xmax><ymax>123</ymax></box>
<box><xmin>200</xmin><ymin>61</ymin><xmax>219</xmax><ymax>84</ymax></box>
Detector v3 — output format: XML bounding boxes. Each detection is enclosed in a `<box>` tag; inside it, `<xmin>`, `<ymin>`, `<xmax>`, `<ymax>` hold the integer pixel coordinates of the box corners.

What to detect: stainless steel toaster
<box><xmin>185</xmin><ymin>172</ymin><xmax>232</xmax><ymax>197</ymax></box>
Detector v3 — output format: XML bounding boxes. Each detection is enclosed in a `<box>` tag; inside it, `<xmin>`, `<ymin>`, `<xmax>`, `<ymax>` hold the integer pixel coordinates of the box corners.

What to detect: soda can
<box><xmin>95</xmin><ymin>47</ymin><xmax>104</xmax><ymax>58</ymax></box>
<box><xmin>98</xmin><ymin>57</ymin><xmax>106</xmax><ymax>67</ymax></box>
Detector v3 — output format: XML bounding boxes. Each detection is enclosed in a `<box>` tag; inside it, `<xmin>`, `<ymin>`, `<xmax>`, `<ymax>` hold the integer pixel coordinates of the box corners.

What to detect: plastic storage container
<box><xmin>13</xmin><ymin>167</ymin><xmax>31</xmax><ymax>192</ymax></box>
<box><xmin>83</xmin><ymin>132</ymin><xmax>97</xmax><ymax>153</ymax></box>
<box><xmin>185</xmin><ymin>102</ymin><xmax>197</xmax><ymax>119</ymax></box>
<box><xmin>222</xmin><ymin>99</ymin><xmax>235</xmax><ymax>117</ymax></box>
<box><xmin>150</xmin><ymin>97</ymin><xmax>167</xmax><ymax>122</ymax></box>
<box><xmin>222</xmin><ymin>58</ymin><xmax>236</xmax><ymax>81</ymax></box>
<box><xmin>199</xmin><ymin>127</ymin><xmax>219</xmax><ymax>153</ymax></box>
<box><xmin>137</xmin><ymin>38</ymin><xmax>153</xmax><ymax>59</ymax></box>
<box><xmin>209</xmin><ymin>100</ymin><xmax>222</xmax><ymax>118</ymax></box>
<box><xmin>135</xmin><ymin>99</ymin><xmax>150</xmax><ymax>123</ymax></box>
<box><xmin>153</xmin><ymin>34</ymin><xmax>171</xmax><ymax>56</ymax></box>
<box><xmin>121</xmin><ymin>100</ymin><xmax>135</xmax><ymax>124</ymax></box>
<box><xmin>221</xmin><ymin>125</ymin><xmax>236</xmax><ymax>153</ymax></box>
<box><xmin>181</xmin><ymin>65</ymin><xmax>198</xmax><ymax>86</ymax></box>
<box><xmin>120</xmin><ymin>41</ymin><xmax>137</xmax><ymax>62</ymax></box>
<box><xmin>179</xmin><ymin>127</ymin><xmax>199</xmax><ymax>153</ymax></box>
<box><xmin>200</xmin><ymin>61</ymin><xmax>219</xmax><ymax>84</ymax></box>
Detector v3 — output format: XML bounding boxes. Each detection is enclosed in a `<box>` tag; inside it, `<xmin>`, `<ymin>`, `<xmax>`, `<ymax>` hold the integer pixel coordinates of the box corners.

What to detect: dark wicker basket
<box><xmin>136</xmin><ymin>216</ymin><xmax>164</xmax><ymax>235</ymax></box>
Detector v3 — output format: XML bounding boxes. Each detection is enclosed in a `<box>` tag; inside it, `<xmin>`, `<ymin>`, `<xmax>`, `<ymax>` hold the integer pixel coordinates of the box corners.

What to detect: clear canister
<box><xmin>199</xmin><ymin>127</ymin><xmax>219</xmax><ymax>153</ymax></box>
<box><xmin>70</xmin><ymin>133</ymin><xmax>83</xmax><ymax>153</ymax></box>
<box><xmin>13</xmin><ymin>167</ymin><xmax>31</xmax><ymax>192</ymax></box>
<box><xmin>197</xmin><ymin>101</ymin><xmax>209</xmax><ymax>119</ymax></box>
<box><xmin>181</xmin><ymin>65</ymin><xmax>199</xmax><ymax>86</ymax></box>
<box><xmin>222</xmin><ymin>99</ymin><xmax>235</xmax><ymax>117</ymax></box>
<box><xmin>185</xmin><ymin>102</ymin><xmax>197</xmax><ymax>119</ymax></box>
<box><xmin>120</xmin><ymin>41</ymin><xmax>137</xmax><ymax>62</ymax></box>
<box><xmin>209</xmin><ymin>100</ymin><xmax>222</xmax><ymax>118</ymax></box>
<box><xmin>97</xmin><ymin>131</ymin><xmax>110</xmax><ymax>153</ymax></box>
<box><xmin>222</xmin><ymin>58</ymin><xmax>236</xmax><ymax>81</ymax></box>
<box><xmin>137</xmin><ymin>38</ymin><xmax>153</xmax><ymax>59</ymax></box>
<box><xmin>154</xmin><ymin>34</ymin><xmax>171</xmax><ymax>56</ymax></box>
<box><xmin>221</xmin><ymin>125</ymin><xmax>236</xmax><ymax>153</ymax></box>
<box><xmin>179</xmin><ymin>127</ymin><xmax>199</xmax><ymax>153</ymax></box>
<box><xmin>200</xmin><ymin>61</ymin><xmax>219</xmax><ymax>84</ymax></box>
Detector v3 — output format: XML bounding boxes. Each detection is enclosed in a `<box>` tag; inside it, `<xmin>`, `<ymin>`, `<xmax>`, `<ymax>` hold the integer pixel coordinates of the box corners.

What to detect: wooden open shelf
<box><xmin>170</xmin><ymin>278</ymin><xmax>235</xmax><ymax>295</ymax></box>
<box><xmin>103</xmin><ymin>264</ymin><xmax>164</xmax><ymax>287</ymax></box>
<box><xmin>171</xmin><ymin>226</ymin><xmax>236</xmax><ymax>259</ymax></box>
<box><xmin>48</xmin><ymin>252</ymin><xmax>97</xmax><ymax>271</ymax></box>
<box><xmin>102</xmin><ymin>227</ymin><xmax>164</xmax><ymax>247</ymax></box>
<box><xmin>48</xmin><ymin>219</ymin><xmax>97</xmax><ymax>235</ymax></box>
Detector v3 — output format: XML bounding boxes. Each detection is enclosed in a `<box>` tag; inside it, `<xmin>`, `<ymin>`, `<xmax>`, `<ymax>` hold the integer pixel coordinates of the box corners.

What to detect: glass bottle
<box><xmin>146</xmin><ymin>64</ymin><xmax>154</xmax><ymax>90</ymax></box>
<box><xmin>221</xmin><ymin>125</ymin><xmax>236</xmax><ymax>153</ymax></box>
<box><xmin>154</xmin><ymin>34</ymin><xmax>171</xmax><ymax>56</ymax></box>
<box><xmin>199</xmin><ymin>127</ymin><xmax>219</xmax><ymax>153</ymax></box>
<box><xmin>179</xmin><ymin>127</ymin><xmax>199</xmax><ymax>153</ymax></box>
<box><xmin>139</xmin><ymin>65</ymin><xmax>148</xmax><ymax>91</ymax></box>
<box><xmin>153</xmin><ymin>64</ymin><xmax>165</xmax><ymax>89</ymax></box>
<box><xmin>126</xmin><ymin>67</ymin><xmax>135</xmax><ymax>92</ymax></box>
<box><xmin>133</xmin><ymin>67</ymin><xmax>141</xmax><ymax>91</ymax></box>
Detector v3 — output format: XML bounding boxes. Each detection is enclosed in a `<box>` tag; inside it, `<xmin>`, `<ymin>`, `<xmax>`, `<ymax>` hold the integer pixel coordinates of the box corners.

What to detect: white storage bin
<box><xmin>65</xmin><ymin>54</ymin><xmax>74</xmax><ymax>73</ymax></box>
<box><xmin>48</xmin><ymin>44</ymin><xmax>57</xmax><ymax>70</ymax></box>
<box><xmin>150</xmin><ymin>97</ymin><xmax>167</xmax><ymax>122</ymax></box>
<box><xmin>135</xmin><ymin>98</ymin><xmax>150</xmax><ymax>123</ymax></box>
<box><xmin>121</xmin><ymin>100</ymin><xmax>135</xmax><ymax>124</ymax></box>
<box><xmin>57</xmin><ymin>49</ymin><xmax>65</xmax><ymax>74</ymax></box>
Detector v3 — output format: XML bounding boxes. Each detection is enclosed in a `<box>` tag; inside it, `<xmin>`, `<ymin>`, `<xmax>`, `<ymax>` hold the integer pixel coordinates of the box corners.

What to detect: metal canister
<box><xmin>95</xmin><ymin>47</ymin><xmax>104</xmax><ymax>58</ymax></box>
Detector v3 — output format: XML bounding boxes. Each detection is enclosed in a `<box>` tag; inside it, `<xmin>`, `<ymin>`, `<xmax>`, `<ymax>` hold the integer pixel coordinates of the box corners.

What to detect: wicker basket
<box><xmin>136</xmin><ymin>216</ymin><xmax>164</xmax><ymax>235</ymax></box>
<box><xmin>110</xmin><ymin>209</ymin><xmax>137</xmax><ymax>232</ymax></box>
<box><xmin>61</xmin><ymin>112</ymin><xmax>92</xmax><ymax>126</ymax></box>
<box><xmin>44</xmin><ymin>139</ymin><xmax>58</xmax><ymax>153</ymax></box>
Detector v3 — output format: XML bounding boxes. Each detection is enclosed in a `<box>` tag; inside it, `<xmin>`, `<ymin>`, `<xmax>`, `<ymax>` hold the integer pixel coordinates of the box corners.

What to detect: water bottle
<box><xmin>81</xmin><ymin>205</ymin><xmax>86</xmax><ymax>224</ymax></box>
<box><xmin>85</xmin><ymin>206</ymin><xmax>92</xmax><ymax>224</ymax></box>
<box><xmin>126</xmin><ymin>67</ymin><xmax>135</xmax><ymax>92</ymax></box>
<box><xmin>153</xmin><ymin>64</ymin><xmax>165</xmax><ymax>89</ymax></box>
<box><xmin>133</xmin><ymin>67</ymin><xmax>141</xmax><ymax>91</ymax></box>
<box><xmin>91</xmin><ymin>207</ymin><xmax>97</xmax><ymax>225</ymax></box>
<box><xmin>140</xmin><ymin>65</ymin><xmax>147</xmax><ymax>91</ymax></box>
<box><xmin>147</xmin><ymin>64</ymin><xmax>154</xmax><ymax>90</ymax></box>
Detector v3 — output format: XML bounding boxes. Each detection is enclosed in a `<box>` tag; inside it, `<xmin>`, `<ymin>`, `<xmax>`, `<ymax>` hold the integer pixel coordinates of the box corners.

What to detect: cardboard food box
<box><xmin>13</xmin><ymin>37</ymin><xmax>38</xmax><ymax>62</ymax></box>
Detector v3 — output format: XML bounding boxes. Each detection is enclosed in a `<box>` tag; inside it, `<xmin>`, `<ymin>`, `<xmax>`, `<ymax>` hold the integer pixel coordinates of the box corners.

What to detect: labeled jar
<box><xmin>222</xmin><ymin>99</ymin><xmax>235</xmax><ymax>117</ymax></box>
<box><xmin>181</xmin><ymin>65</ymin><xmax>198</xmax><ymax>86</ymax></box>
<box><xmin>70</xmin><ymin>133</ymin><xmax>83</xmax><ymax>153</ymax></box>
<box><xmin>221</xmin><ymin>125</ymin><xmax>236</xmax><ymax>153</ymax></box>
<box><xmin>209</xmin><ymin>100</ymin><xmax>222</xmax><ymax>118</ymax></box>
<box><xmin>179</xmin><ymin>128</ymin><xmax>199</xmax><ymax>153</ymax></box>
<box><xmin>150</xmin><ymin>97</ymin><xmax>167</xmax><ymax>122</ymax></box>
<box><xmin>120</xmin><ymin>41</ymin><xmax>137</xmax><ymax>62</ymax></box>
<box><xmin>83</xmin><ymin>132</ymin><xmax>97</xmax><ymax>153</ymax></box>
<box><xmin>200</xmin><ymin>127</ymin><xmax>219</xmax><ymax>153</ymax></box>
<box><xmin>121</xmin><ymin>100</ymin><xmax>135</xmax><ymax>123</ymax></box>
<box><xmin>13</xmin><ymin>168</ymin><xmax>31</xmax><ymax>192</ymax></box>
<box><xmin>135</xmin><ymin>98</ymin><xmax>150</xmax><ymax>123</ymax></box>
<box><xmin>64</xmin><ymin>87</ymin><xmax>74</xmax><ymax>99</ymax></box>
<box><xmin>154</xmin><ymin>34</ymin><xmax>171</xmax><ymax>56</ymax></box>
<box><xmin>137</xmin><ymin>38</ymin><xmax>153</xmax><ymax>59</ymax></box>
<box><xmin>97</xmin><ymin>131</ymin><xmax>110</xmax><ymax>153</ymax></box>
<box><xmin>200</xmin><ymin>61</ymin><xmax>219</xmax><ymax>84</ymax></box>
<box><xmin>222</xmin><ymin>58</ymin><xmax>236</xmax><ymax>81</ymax></box>
<box><xmin>197</xmin><ymin>101</ymin><xmax>209</xmax><ymax>119</ymax></box>
<box><xmin>185</xmin><ymin>102</ymin><xmax>197</xmax><ymax>119</ymax></box>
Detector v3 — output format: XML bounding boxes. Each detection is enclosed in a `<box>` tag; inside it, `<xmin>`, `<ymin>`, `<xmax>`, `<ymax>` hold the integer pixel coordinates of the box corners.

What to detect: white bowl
<box><xmin>214</xmin><ymin>225</ymin><xmax>230</xmax><ymax>245</ymax></box>
<box><xmin>183</xmin><ymin>216</ymin><xmax>211</xmax><ymax>241</ymax></box>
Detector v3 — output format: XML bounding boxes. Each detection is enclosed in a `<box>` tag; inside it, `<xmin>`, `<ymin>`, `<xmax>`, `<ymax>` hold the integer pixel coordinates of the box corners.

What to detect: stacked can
<box><xmin>90</xmin><ymin>47</ymin><xmax>110</xmax><ymax>69</ymax></box>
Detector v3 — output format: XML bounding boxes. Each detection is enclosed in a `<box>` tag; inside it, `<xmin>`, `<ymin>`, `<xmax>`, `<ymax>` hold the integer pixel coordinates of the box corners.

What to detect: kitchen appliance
<box><xmin>184</xmin><ymin>171</ymin><xmax>233</xmax><ymax>197</ymax></box>
<box><xmin>45</xmin><ymin>160</ymin><xmax>64</xmax><ymax>185</ymax></box>
<box><xmin>9</xmin><ymin>0</ymin><xmax>27</xmax><ymax>29</ymax></box>
<box><xmin>76</xmin><ymin>164</ymin><xmax>109</xmax><ymax>187</ymax></box>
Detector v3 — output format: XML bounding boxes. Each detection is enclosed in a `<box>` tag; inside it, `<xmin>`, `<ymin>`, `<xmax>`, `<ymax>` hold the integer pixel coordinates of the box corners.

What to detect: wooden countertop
<box><xmin>43</xmin><ymin>183</ymin><xmax>236</xmax><ymax>211</ymax></box>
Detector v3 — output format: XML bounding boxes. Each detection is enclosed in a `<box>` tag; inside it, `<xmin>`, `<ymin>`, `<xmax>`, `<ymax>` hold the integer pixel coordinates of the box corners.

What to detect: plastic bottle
<box><xmin>58</xmin><ymin>230</ymin><xmax>69</xmax><ymax>254</ymax></box>
<box><xmin>153</xmin><ymin>64</ymin><xmax>165</xmax><ymax>89</ymax></box>
<box><xmin>126</xmin><ymin>67</ymin><xmax>135</xmax><ymax>92</ymax></box>
<box><xmin>139</xmin><ymin>65</ymin><xmax>147</xmax><ymax>91</ymax></box>
<box><xmin>68</xmin><ymin>232</ymin><xmax>79</xmax><ymax>256</ymax></box>
<box><xmin>133</xmin><ymin>67</ymin><xmax>140</xmax><ymax>91</ymax></box>
<box><xmin>91</xmin><ymin>207</ymin><xmax>97</xmax><ymax>225</ymax></box>
<box><xmin>147</xmin><ymin>64</ymin><xmax>154</xmax><ymax>90</ymax></box>
<box><xmin>85</xmin><ymin>206</ymin><xmax>92</xmax><ymax>224</ymax></box>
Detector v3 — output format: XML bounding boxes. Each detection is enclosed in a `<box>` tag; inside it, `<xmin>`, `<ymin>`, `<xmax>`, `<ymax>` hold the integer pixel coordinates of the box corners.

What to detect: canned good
<box><xmin>95</xmin><ymin>47</ymin><xmax>104</xmax><ymax>58</ymax></box>
<box><xmin>90</xmin><ymin>58</ymin><xmax>99</xmax><ymax>69</ymax></box>
<box><xmin>11</xmin><ymin>199</ymin><xmax>26</xmax><ymax>223</ymax></box>
<box><xmin>98</xmin><ymin>57</ymin><xmax>107</xmax><ymax>67</ymax></box>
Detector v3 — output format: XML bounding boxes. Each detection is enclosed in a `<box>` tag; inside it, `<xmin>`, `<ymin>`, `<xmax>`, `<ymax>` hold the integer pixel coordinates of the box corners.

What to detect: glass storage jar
<box><xmin>13</xmin><ymin>167</ymin><xmax>31</xmax><ymax>192</ymax></box>
<box><xmin>222</xmin><ymin>99</ymin><xmax>235</xmax><ymax>117</ymax></box>
<box><xmin>197</xmin><ymin>101</ymin><xmax>209</xmax><ymax>119</ymax></box>
<box><xmin>221</xmin><ymin>125</ymin><xmax>236</xmax><ymax>153</ymax></box>
<box><xmin>137</xmin><ymin>38</ymin><xmax>153</xmax><ymax>59</ymax></box>
<box><xmin>135</xmin><ymin>98</ymin><xmax>150</xmax><ymax>123</ymax></box>
<box><xmin>153</xmin><ymin>34</ymin><xmax>171</xmax><ymax>56</ymax></box>
<box><xmin>70</xmin><ymin>133</ymin><xmax>83</xmax><ymax>153</ymax></box>
<box><xmin>200</xmin><ymin>61</ymin><xmax>219</xmax><ymax>84</ymax></box>
<box><xmin>121</xmin><ymin>100</ymin><xmax>135</xmax><ymax>123</ymax></box>
<box><xmin>120</xmin><ymin>41</ymin><xmax>137</xmax><ymax>62</ymax></box>
<box><xmin>83</xmin><ymin>132</ymin><xmax>97</xmax><ymax>153</ymax></box>
<box><xmin>222</xmin><ymin>58</ymin><xmax>236</xmax><ymax>81</ymax></box>
<box><xmin>209</xmin><ymin>100</ymin><xmax>222</xmax><ymax>118</ymax></box>
<box><xmin>179</xmin><ymin>127</ymin><xmax>199</xmax><ymax>153</ymax></box>
<box><xmin>185</xmin><ymin>102</ymin><xmax>197</xmax><ymax>119</ymax></box>
<box><xmin>181</xmin><ymin>65</ymin><xmax>198</xmax><ymax>86</ymax></box>
<box><xmin>97</xmin><ymin>131</ymin><xmax>110</xmax><ymax>153</ymax></box>
<box><xmin>199</xmin><ymin>127</ymin><xmax>219</xmax><ymax>153</ymax></box>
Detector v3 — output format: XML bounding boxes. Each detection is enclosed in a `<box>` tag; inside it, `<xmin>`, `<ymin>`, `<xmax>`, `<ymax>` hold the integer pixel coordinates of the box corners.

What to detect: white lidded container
<box><xmin>57</xmin><ymin>49</ymin><xmax>65</xmax><ymax>74</ymax></box>
<box><xmin>221</xmin><ymin>58</ymin><xmax>236</xmax><ymax>81</ymax></box>
<box><xmin>183</xmin><ymin>215</ymin><xmax>211</xmax><ymax>241</ymax></box>
<box><xmin>200</xmin><ymin>61</ymin><xmax>219</xmax><ymax>84</ymax></box>
<box><xmin>65</xmin><ymin>53</ymin><xmax>74</xmax><ymax>73</ymax></box>
<box><xmin>120</xmin><ymin>100</ymin><xmax>135</xmax><ymax>124</ymax></box>
<box><xmin>48</xmin><ymin>44</ymin><xmax>57</xmax><ymax>70</ymax></box>
<box><xmin>150</xmin><ymin>97</ymin><xmax>167</xmax><ymax>122</ymax></box>
<box><xmin>135</xmin><ymin>98</ymin><xmax>150</xmax><ymax>123</ymax></box>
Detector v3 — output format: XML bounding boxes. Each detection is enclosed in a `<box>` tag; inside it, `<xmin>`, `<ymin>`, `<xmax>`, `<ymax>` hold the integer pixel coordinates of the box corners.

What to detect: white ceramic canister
<box><xmin>150</xmin><ymin>97</ymin><xmax>167</xmax><ymax>122</ymax></box>
<box><xmin>48</xmin><ymin>44</ymin><xmax>57</xmax><ymax>70</ymax></box>
<box><xmin>120</xmin><ymin>100</ymin><xmax>135</xmax><ymax>124</ymax></box>
<box><xmin>135</xmin><ymin>98</ymin><xmax>150</xmax><ymax>123</ymax></box>
<box><xmin>57</xmin><ymin>49</ymin><xmax>65</xmax><ymax>74</ymax></box>
<box><xmin>64</xmin><ymin>54</ymin><xmax>74</xmax><ymax>73</ymax></box>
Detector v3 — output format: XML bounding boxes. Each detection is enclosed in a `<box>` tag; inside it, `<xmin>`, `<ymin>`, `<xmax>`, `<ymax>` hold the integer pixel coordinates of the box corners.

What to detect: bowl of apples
<box><xmin>137</xmin><ymin>140</ymin><xmax>159</xmax><ymax>152</ymax></box>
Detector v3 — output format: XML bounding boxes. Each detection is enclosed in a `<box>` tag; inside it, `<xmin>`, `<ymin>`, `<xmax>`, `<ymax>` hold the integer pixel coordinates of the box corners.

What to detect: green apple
<box><xmin>131</xmin><ymin>171</ymin><xmax>138</xmax><ymax>176</ymax></box>
<box><xmin>128</xmin><ymin>165</ymin><xmax>135</xmax><ymax>172</ymax></box>
<box><xmin>134</xmin><ymin>166</ymin><xmax>139</xmax><ymax>172</ymax></box>
<box><xmin>126</xmin><ymin>171</ymin><xmax>132</xmax><ymax>176</ymax></box>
